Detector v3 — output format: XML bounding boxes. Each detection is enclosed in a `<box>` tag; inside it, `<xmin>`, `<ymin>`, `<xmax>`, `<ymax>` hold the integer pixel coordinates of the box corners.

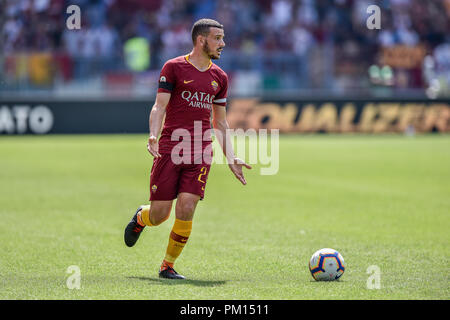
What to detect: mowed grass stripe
<box><xmin>0</xmin><ymin>134</ymin><xmax>448</xmax><ymax>299</ymax></box>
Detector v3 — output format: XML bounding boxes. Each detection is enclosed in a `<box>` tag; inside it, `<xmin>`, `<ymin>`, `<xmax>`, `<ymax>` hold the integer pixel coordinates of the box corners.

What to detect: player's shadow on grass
<box><xmin>127</xmin><ymin>276</ymin><xmax>227</xmax><ymax>287</ymax></box>
<box><xmin>309</xmin><ymin>280</ymin><xmax>345</xmax><ymax>283</ymax></box>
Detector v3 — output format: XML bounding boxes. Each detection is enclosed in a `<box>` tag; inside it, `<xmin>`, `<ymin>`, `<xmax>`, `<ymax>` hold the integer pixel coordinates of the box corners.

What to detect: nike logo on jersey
<box><xmin>184</xmin><ymin>80</ymin><xmax>194</xmax><ymax>84</ymax></box>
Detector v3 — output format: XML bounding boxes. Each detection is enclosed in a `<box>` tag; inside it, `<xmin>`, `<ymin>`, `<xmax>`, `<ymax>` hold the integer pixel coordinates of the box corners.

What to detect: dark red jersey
<box><xmin>157</xmin><ymin>54</ymin><xmax>228</xmax><ymax>156</ymax></box>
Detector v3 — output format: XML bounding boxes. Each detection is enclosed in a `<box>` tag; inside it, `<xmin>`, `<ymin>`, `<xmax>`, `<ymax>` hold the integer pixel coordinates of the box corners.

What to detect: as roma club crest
<box><xmin>211</xmin><ymin>80</ymin><xmax>218</xmax><ymax>91</ymax></box>
<box><xmin>151</xmin><ymin>184</ymin><xmax>158</xmax><ymax>193</ymax></box>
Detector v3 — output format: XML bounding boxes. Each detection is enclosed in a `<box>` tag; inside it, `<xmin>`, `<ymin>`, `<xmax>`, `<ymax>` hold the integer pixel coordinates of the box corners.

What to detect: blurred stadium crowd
<box><xmin>1</xmin><ymin>0</ymin><xmax>449</xmax><ymax>97</ymax></box>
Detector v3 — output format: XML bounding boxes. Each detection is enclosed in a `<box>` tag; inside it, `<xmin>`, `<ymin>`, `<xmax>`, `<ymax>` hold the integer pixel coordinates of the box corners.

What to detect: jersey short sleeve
<box><xmin>213</xmin><ymin>73</ymin><xmax>228</xmax><ymax>107</ymax></box>
<box><xmin>157</xmin><ymin>61</ymin><xmax>176</xmax><ymax>93</ymax></box>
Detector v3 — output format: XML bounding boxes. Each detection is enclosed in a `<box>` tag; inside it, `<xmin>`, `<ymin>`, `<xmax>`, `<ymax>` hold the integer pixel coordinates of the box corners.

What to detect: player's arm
<box><xmin>147</xmin><ymin>92</ymin><xmax>171</xmax><ymax>158</ymax></box>
<box><xmin>212</xmin><ymin>104</ymin><xmax>251</xmax><ymax>185</ymax></box>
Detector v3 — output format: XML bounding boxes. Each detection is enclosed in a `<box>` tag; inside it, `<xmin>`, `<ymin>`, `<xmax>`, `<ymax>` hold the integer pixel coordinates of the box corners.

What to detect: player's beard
<box><xmin>203</xmin><ymin>40</ymin><xmax>220</xmax><ymax>60</ymax></box>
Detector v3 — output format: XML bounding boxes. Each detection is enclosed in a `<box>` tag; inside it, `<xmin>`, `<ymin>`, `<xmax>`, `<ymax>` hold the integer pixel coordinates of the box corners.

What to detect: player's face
<box><xmin>203</xmin><ymin>27</ymin><xmax>225</xmax><ymax>60</ymax></box>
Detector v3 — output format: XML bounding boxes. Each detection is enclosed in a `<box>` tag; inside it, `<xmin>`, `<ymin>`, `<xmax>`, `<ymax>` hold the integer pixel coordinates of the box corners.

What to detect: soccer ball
<box><xmin>309</xmin><ymin>248</ymin><xmax>345</xmax><ymax>281</ymax></box>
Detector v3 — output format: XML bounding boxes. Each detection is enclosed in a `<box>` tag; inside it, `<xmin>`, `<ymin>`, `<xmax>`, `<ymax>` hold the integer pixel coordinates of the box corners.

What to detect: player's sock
<box><xmin>162</xmin><ymin>219</ymin><xmax>192</xmax><ymax>267</ymax></box>
<box><xmin>137</xmin><ymin>205</ymin><xmax>152</xmax><ymax>227</ymax></box>
<box><xmin>160</xmin><ymin>260</ymin><xmax>174</xmax><ymax>270</ymax></box>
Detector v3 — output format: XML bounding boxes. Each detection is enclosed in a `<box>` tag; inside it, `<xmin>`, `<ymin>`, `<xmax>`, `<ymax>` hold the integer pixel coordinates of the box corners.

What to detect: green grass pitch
<box><xmin>0</xmin><ymin>134</ymin><xmax>449</xmax><ymax>299</ymax></box>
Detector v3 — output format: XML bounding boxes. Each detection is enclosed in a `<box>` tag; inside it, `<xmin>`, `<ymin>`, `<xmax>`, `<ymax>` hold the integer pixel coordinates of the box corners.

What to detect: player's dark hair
<box><xmin>191</xmin><ymin>18</ymin><xmax>223</xmax><ymax>45</ymax></box>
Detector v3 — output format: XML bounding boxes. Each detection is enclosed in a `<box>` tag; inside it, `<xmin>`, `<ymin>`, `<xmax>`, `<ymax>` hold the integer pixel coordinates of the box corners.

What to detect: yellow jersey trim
<box><xmin>185</xmin><ymin>54</ymin><xmax>212</xmax><ymax>72</ymax></box>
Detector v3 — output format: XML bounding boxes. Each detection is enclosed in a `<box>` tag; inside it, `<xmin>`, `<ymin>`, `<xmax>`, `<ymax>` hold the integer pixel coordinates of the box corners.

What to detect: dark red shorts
<box><xmin>149</xmin><ymin>153</ymin><xmax>211</xmax><ymax>201</ymax></box>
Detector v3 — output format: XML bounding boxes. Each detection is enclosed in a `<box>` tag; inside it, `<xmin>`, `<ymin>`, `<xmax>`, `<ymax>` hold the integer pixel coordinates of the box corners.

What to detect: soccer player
<box><xmin>124</xmin><ymin>19</ymin><xmax>251</xmax><ymax>279</ymax></box>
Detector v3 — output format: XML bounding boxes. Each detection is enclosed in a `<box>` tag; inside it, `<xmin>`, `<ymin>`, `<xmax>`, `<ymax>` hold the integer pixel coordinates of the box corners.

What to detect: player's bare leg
<box><xmin>124</xmin><ymin>201</ymin><xmax>172</xmax><ymax>247</ymax></box>
<box><xmin>159</xmin><ymin>192</ymin><xmax>200</xmax><ymax>279</ymax></box>
<box><xmin>148</xmin><ymin>201</ymin><xmax>173</xmax><ymax>225</ymax></box>
<box><xmin>174</xmin><ymin>192</ymin><xmax>200</xmax><ymax>221</ymax></box>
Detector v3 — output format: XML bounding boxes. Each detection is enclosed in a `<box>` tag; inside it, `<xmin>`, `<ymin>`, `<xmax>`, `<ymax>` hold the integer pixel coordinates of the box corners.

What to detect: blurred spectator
<box><xmin>0</xmin><ymin>0</ymin><xmax>449</xmax><ymax>97</ymax></box>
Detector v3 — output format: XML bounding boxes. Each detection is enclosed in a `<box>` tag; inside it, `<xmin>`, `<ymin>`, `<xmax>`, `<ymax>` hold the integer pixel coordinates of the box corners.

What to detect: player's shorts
<box><xmin>149</xmin><ymin>153</ymin><xmax>211</xmax><ymax>201</ymax></box>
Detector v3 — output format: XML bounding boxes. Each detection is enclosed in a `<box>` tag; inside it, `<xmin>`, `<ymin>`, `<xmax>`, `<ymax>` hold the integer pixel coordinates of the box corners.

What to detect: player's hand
<box><xmin>147</xmin><ymin>135</ymin><xmax>161</xmax><ymax>158</ymax></box>
<box><xmin>228</xmin><ymin>157</ymin><xmax>252</xmax><ymax>185</ymax></box>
